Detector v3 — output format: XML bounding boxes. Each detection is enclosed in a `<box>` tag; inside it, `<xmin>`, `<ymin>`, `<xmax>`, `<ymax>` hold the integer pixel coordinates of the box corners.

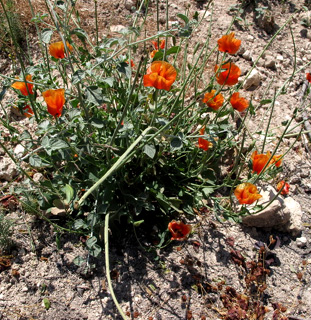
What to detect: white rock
<box><xmin>264</xmin><ymin>55</ymin><xmax>276</xmax><ymax>69</ymax></box>
<box><xmin>33</xmin><ymin>172</ymin><xmax>44</xmax><ymax>183</ymax></box>
<box><xmin>0</xmin><ymin>157</ymin><xmax>17</xmax><ymax>181</ymax></box>
<box><xmin>110</xmin><ymin>25</ymin><xmax>127</xmax><ymax>33</ymax></box>
<box><xmin>14</xmin><ymin>144</ymin><xmax>25</xmax><ymax>158</ymax></box>
<box><xmin>242</xmin><ymin>186</ymin><xmax>289</xmax><ymax>228</ymax></box>
<box><xmin>242</xmin><ymin>50</ymin><xmax>252</xmax><ymax>61</ymax></box>
<box><xmin>284</xmin><ymin>197</ymin><xmax>303</xmax><ymax>236</ymax></box>
<box><xmin>296</xmin><ymin>236</ymin><xmax>307</xmax><ymax>248</ymax></box>
<box><xmin>276</xmin><ymin>55</ymin><xmax>284</xmax><ymax>61</ymax></box>
<box><xmin>243</xmin><ymin>69</ymin><xmax>261</xmax><ymax>90</ymax></box>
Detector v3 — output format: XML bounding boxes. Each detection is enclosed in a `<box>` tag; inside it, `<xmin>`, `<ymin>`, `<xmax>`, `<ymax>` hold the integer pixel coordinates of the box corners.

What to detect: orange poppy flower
<box><xmin>234</xmin><ymin>183</ymin><xmax>262</xmax><ymax>205</ymax></box>
<box><xmin>230</xmin><ymin>92</ymin><xmax>249</xmax><ymax>112</ymax></box>
<box><xmin>202</xmin><ymin>90</ymin><xmax>224</xmax><ymax>110</ymax></box>
<box><xmin>152</xmin><ymin>39</ymin><xmax>165</xmax><ymax>50</ymax></box>
<box><xmin>168</xmin><ymin>220</ymin><xmax>191</xmax><ymax>241</ymax></box>
<box><xmin>215</xmin><ymin>62</ymin><xmax>241</xmax><ymax>86</ymax></box>
<box><xmin>276</xmin><ymin>181</ymin><xmax>290</xmax><ymax>195</ymax></box>
<box><xmin>126</xmin><ymin>59</ymin><xmax>135</xmax><ymax>68</ymax></box>
<box><xmin>198</xmin><ymin>126</ymin><xmax>212</xmax><ymax>151</ymax></box>
<box><xmin>306</xmin><ymin>73</ymin><xmax>311</xmax><ymax>83</ymax></box>
<box><xmin>42</xmin><ymin>89</ymin><xmax>65</xmax><ymax>117</ymax></box>
<box><xmin>150</xmin><ymin>50</ymin><xmax>158</xmax><ymax>58</ymax></box>
<box><xmin>251</xmin><ymin>151</ymin><xmax>282</xmax><ymax>174</ymax></box>
<box><xmin>49</xmin><ymin>41</ymin><xmax>73</xmax><ymax>59</ymax></box>
<box><xmin>143</xmin><ymin>61</ymin><xmax>177</xmax><ymax>91</ymax></box>
<box><xmin>11</xmin><ymin>75</ymin><xmax>34</xmax><ymax>96</ymax></box>
<box><xmin>217</xmin><ymin>32</ymin><xmax>241</xmax><ymax>55</ymax></box>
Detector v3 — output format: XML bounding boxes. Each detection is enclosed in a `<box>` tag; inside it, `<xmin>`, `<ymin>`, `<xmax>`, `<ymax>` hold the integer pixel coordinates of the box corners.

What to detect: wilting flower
<box><xmin>202</xmin><ymin>90</ymin><xmax>224</xmax><ymax>110</ymax></box>
<box><xmin>143</xmin><ymin>61</ymin><xmax>177</xmax><ymax>91</ymax></box>
<box><xmin>42</xmin><ymin>88</ymin><xmax>65</xmax><ymax>117</ymax></box>
<box><xmin>251</xmin><ymin>151</ymin><xmax>282</xmax><ymax>174</ymax></box>
<box><xmin>215</xmin><ymin>62</ymin><xmax>241</xmax><ymax>86</ymax></box>
<box><xmin>198</xmin><ymin>126</ymin><xmax>212</xmax><ymax>151</ymax></box>
<box><xmin>230</xmin><ymin>92</ymin><xmax>249</xmax><ymax>112</ymax></box>
<box><xmin>306</xmin><ymin>73</ymin><xmax>311</xmax><ymax>83</ymax></box>
<box><xmin>152</xmin><ymin>39</ymin><xmax>165</xmax><ymax>50</ymax></box>
<box><xmin>234</xmin><ymin>183</ymin><xmax>262</xmax><ymax>205</ymax></box>
<box><xmin>22</xmin><ymin>105</ymin><xmax>34</xmax><ymax>118</ymax></box>
<box><xmin>49</xmin><ymin>41</ymin><xmax>73</xmax><ymax>59</ymax></box>
<box><xmin>150</xmin><ymin>40</ymin><xmax>165</xmax><ymax>58</ymax></box>
<box><xmin>217</xmin><ymin>32</ymin><xmax>241</xmax><ymax>55</ymax></box>
<box><xmin>11</xmin><ymin>75</ymin><xmax>34</xmax><ymax>96</ymax></box>
<box><xmin>277</xmin><ymin>181</ymin><xmax>290</xmax><ymax>195</ymax></box>
<box><xmin>168</xmin><ymin>220</ymin><xmax>191</xmax><ymax>241</ymax></box>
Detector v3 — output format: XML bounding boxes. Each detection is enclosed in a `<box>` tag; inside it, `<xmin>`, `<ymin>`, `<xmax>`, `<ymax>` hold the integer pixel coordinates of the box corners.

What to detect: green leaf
<box><xmin>41</xmin><ymin>29</ymin><xmax>53</xmax><ymax>44</ymax></box>
<box><xmin>73</xmin><ymin>255</ymin><xmax>86</xmax><ymax>266</ymax></box>
<box><xmin>133</xmin><ymin>220</ymin><xmax>144</xmax><ymax>227</ymax></box>
<box><xmin>86</xmin><ymin>236</ymin><xmax>97</xmax><ymax>249</ymax></box>
<box><xmin>170</xmin><ymin>137</ymin><xmax>183</xmax><ymax>150</ymax></box>
<box><xmin>74</xmin><ymin>219</ymin><xmax>88</xmax><ymax>230</ymax></box>
<box><xmin>91</xmin><ymin>118</ymin><xmax>105</xmax><ymax>128</ymax></box>
<box><xmin>62</xmin><ymin>184</ymin><xmax>74</xmax><ymax>203</ymax></box>
<box><xmin>102</xmin><ymin>77</ymin><xmax>114</xmax><ymax>87</ymax></box>
<box><xmin>89</xmin><ymin>244</ymin><xmax>101</xmax><ymax>257</ymax></box>
<box><xmin>144</xmin><ymin>144</ymin><xmax>156</xmax><ymax>159</ymax></box>
<box><xmin>42</xmin><ymin>298</ymin><xmax>50</xmax><ymax>310</ymax></box>
<box><xmin>85</xmin><ymin>86</ymin><xmax>104</xmax><ymax>106</ymax></box>
<box><xmin>165</xmin><ymin>46</ymin><xmax>181</xmax><ymax>55</ymax></box>
<box><xmin>71</xmin><ymin>28</ymin><xmax>88</xmax><ymax>41</ymax></box>
<box><xmin>260</xmin><ymin>99</ymin><xmax>272</xmax><ymax>105</ymax></box>
<box><xmin>177</xmin><ymin>13</ymin><xmax>189</xmax><ymax>24</ymax></box>
<box><xmin>29</xmin><ymin>155</ymin><xmax>49</xmax><ymax>167</ymax></box>
<box><xmin>50</xmin><ymin>139</ymin><xmax>68</xmax><ymax>150</ymax></box>
<box><xmin>72</xmin><ymin>70</ymin><xmax>85</xmax><ymax>85</ymax></box>
<box><xmin>202</xmin><ymin>187</ymin><xmax>214</xmax><ymax>197</ymax></box>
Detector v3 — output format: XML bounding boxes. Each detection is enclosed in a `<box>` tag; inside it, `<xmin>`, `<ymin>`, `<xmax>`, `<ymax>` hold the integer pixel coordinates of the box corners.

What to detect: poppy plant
<box><xmin>251</xmin><ymin>151</ymin><xmax>282</xmax><ymax>174</ymax></box>
<box><xmin>168</xmin><ymin>220</ymin><xmax>191</xmax><ymax>241</ymax></box>
<box><xmin>277</xmin><ymin>181</ymin><xmax>290</xmax><ymax>195</ymax></box>
<box><xmin>198</xmin><ymin>127</ymin><xmax>212</xmax><ymax>151</ymax></box>
<box><xmin>49</xmin><ymin>41</ymin><xmax>73</xmax><ymax>59</ymax></box>
<box><xmin>217</xmin><ymin>32</ymin><xmax>241</xmax><ymax>55</ymax></box>
<box><xmin>42</xmin><ymin>89</ymin><xmax>65</xmax><ymax>117</ymax></box>
<box><xmin>234</xmin><ymin>183</ymin><xmax>262</xmax><ymax>205</ymax></box>
<box><xmin>11</xmin><ymin>75</ymin><xmax>34</xmax><ymax>96</ymax></box>
<box><xmin>215</xmin><ymin>62</ymin><xmax>241</xmax><ymax>86</ymax></box>
<box><xmin>202</xmin><ymin>90</ymin><xmax>224</xmax><ymax>110</ymax></box>
<box><xmin>230</xmin><ymin>92</ymin><xmax>249</xmax><ymax>112</ymax></box>
<box><xmin>143</xmin><ymin>61</ymin><xmax>177</xmax><ymax>91</ymax></box>
<box><xmin>306</xmin><ymin>73</ymin><xmax>311</xmax><ymax>83</ymax></box>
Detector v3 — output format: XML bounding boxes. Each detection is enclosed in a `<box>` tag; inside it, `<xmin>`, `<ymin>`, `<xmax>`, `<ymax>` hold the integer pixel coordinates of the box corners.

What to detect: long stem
<box><xmin>105</xmin><ymin>213</ymin><xmax>128</xmax><ymax>320</ymax></box>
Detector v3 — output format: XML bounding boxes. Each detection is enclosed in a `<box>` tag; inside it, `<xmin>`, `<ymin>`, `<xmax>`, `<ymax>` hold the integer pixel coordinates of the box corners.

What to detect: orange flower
<box><xmin>22</xmin><ymin>105</ymin><xmax>34</xmax><ymax>118</ymax></box>
<box><xmin>152</xmin><ymin>39</ymin><xmax>165</xmax><ymax>50</ymax></box>
<box><xmin>11</xmin><ymin>75</ymin><xmax>34</xmax><ymax>96</ymax></box>
<box><xmin>217</xmin><ymin>32</ymin><xmax>241</xmax><ymax>55</ymax></box>
<box><xmin>126</xmin><ymin>59</ymin><xmax>135</xmax><ymax>68</ymax></box>
<box><xmin>230</xmin><ymin>92</ymin><xmax>249</xmax><ymax>112</ymax></box>
<box><xmin>168</xmin><ymin>220</ymin><xmax>191</xmax><ymax>241</ymax></box>
<box><xmin>306</xmin><ymin>73</ymin><xmax>311</xmax><ymax>83</ymax></box>
<box><xmin>49</xmin><ymin>41</ymin><xmax>73</xmax><ymax>59</ymax></box>
<box><xmin>42</xmin><ymin>89</ymin><xmax>65</xmax><ymax>117</ymax></box>
<box><xmin>215</xmin><ymin>62</ymin><xmax>241</xmax><ymax>86</ymax></box>
<box><xmin>202</xmin><ymin>90</ymin><xmax>224</xmax><ymax>110</ymax></box>
<box><xmin>276</xmin><ymin>181</ymin><xmax>290</xmax><ymax>195</ymax></box>
<box><xmin>143</xmin><ymin>61</ymin><xmax>177</xmax><ymax>91</ymax></box>
<box><xmin>198</xmin><ymin>126</ymin><xmax>212</xmax><ymax>151</ymax></box>
<box><xmin>234</xmin><ymin>183</ymin><xmax>262</xmax><ymax>205</ymax></box>
<box><xmin>251</xmin><ymin>151</ymin><xmax>282</xmax><ymax>174</ymax></box>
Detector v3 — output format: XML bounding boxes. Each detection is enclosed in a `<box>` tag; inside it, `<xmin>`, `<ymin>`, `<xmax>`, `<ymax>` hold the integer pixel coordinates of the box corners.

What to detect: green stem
<box><xmin>105</xmin><ymin>213</ymin><xmax>128</xmax><ymax>320</ymax></box>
